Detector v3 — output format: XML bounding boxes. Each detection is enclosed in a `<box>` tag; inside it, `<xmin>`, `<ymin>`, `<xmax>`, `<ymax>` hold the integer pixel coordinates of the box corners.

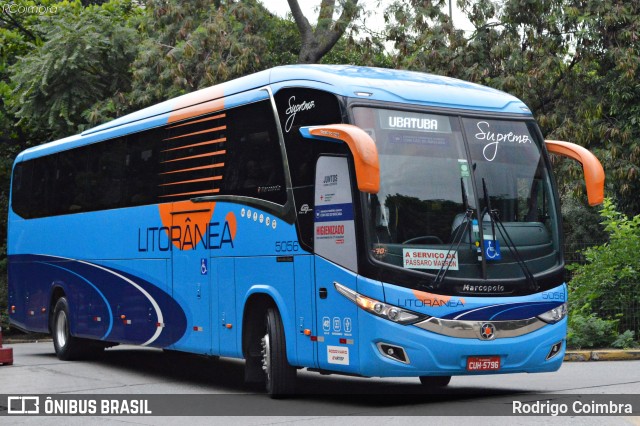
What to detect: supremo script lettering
<box><xmin>138</xmin><ymin>221</ymin><xmax>234</xmax><ymax>252</ymax></box>
<box><xmin>475</xmin><ymin>121</ymin><xmax>532</xmax><ymax>162</ymax></box>
<box><xmin>285</xmin><ymin>96</ymin><xmax>315</xmax><ymax>132</ymax></box>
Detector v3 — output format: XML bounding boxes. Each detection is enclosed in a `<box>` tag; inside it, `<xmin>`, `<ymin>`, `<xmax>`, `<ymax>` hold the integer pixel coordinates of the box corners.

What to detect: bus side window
<box><xmin>30</xmin><ymin>155</ymin><xmax>57</xmax><ymax>218</ymax></box>
<box><xmin>126</xmin><ymin>131</ymin><xmax>162</xmax><ymax>206</ymax></box>
<box><xmin>221</xmin><ymin>101</ymin><xmax>287</xmax><ymax>205</ymax></box>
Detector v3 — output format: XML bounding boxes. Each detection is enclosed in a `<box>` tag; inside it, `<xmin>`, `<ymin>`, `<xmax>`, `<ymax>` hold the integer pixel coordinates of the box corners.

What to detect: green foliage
<box><xmin>321</xmin><ymin>34</ymin><xmax>391</xmax><ymax>67</ymax></box>
<box><xmin>612</xmin><ymin>330</ymin><xmax>638</xmax><ymax>350</ymax></box>
<box><xmin>561</xmin><ymin>197</ymin><xmax>608</xmax><ymax>264</ymax></box>
<box><xmin>126</xmin><ymin>0</ymin><xmax>294</xmax><ymax>111</ymax></box>
<box><xmin>9</xmin><ymin>0</ymin><xmax>140</xmax><ymax>139</ymax></box>
<box><xmin>0</xmin><ymin>0</ymin><xmax>64</xmax><ymax>147</ymax></box>
<box><xmin>567</xmin><ymin>198</ymin><xmax>640</xmax><ymax>347</ymax></box>
<box><xmin>567</xmin><ymin>313</ymin><xmax>619</xmax><ymax>349</ymax></box>
<box><xmin>568</xmin><ymin>199</ymin><xmax>640</xmax><ymax>309</ymax></box>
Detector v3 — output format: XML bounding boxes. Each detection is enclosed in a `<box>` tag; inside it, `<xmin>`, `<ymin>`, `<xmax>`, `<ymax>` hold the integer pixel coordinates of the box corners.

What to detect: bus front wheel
<box><xmin>261</xmin><ymin>307</ymin><xmax>296</xmax><ymax>397</ymax></box>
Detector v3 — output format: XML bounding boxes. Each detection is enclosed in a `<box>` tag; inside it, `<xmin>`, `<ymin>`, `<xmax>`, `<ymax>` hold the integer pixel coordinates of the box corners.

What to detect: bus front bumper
<box><xmin>356</xmin><ymin>312</ymin><xmax>566</xmax><ymax>378</ymax></box>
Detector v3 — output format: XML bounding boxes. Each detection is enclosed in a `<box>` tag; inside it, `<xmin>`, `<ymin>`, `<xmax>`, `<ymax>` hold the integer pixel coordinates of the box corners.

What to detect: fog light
<box><xmin>546</xmin><ymin>340</ymin><xmax>563</xmax><ymax>360</ymax></box>
<box><xmin>377</xmin><ymin>343</ymin><xmax>409</xmax><ymax>364</ymax></box>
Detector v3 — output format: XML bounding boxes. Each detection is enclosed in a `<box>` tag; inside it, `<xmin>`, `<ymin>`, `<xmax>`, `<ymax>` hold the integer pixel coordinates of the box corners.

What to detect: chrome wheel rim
<box><xmin>261</xmin><ymin>332</ymin><xmax>271</xmax><ymax>381</ymax></box>
<box><xmin>55</xmin><ymin>310</ymin><xmax>68</xmax><ymax>348</ymax></box>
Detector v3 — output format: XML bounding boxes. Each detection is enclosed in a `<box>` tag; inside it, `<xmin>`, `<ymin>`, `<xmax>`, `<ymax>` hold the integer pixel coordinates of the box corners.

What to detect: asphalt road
<box><xmin>1</xmin><ymin>341</ymin><xmax>640</xmax><ymax>425</ymax></box>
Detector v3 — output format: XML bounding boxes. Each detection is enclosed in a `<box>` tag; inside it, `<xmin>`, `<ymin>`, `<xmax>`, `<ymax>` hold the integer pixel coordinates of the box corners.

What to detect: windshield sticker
<box><xmin>474</xmin><ymin>121</ymin><xmax>532</xmax><ymax>162</ymax></box>
<box><xmin>379</xmin><ymin>110</ymin><xmax>451</xmax><ymax>133</ymax></box>
<box><xmin>458</xmin><ymin>159</ymin><xmax>470</xmax><ymax>177</ymax></box>
<box><xmin>389</xmin><ymin>133</ymin><xmax>448</xmax><ymax>146</ymax></box>
<box><xmin>403</xmin><ymin>249</ymin><xmax>459</xmax><ymax>271</ymax></box>
<box><xmin>483</xmin><ymin>240</ymin><xmax>502</xmax><ymax>261</ymax></box>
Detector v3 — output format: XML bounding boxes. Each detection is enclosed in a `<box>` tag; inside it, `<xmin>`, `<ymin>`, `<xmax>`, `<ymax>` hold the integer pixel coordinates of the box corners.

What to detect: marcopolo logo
<box><xmin>480</xmin><ymin>323</ymin><xmax>496</xmax><ymax>340</ymax></box>
<box><xmin>1</xmin><ymin>3</ymin><xmax>58</xmax><ymax>14</ymax></box>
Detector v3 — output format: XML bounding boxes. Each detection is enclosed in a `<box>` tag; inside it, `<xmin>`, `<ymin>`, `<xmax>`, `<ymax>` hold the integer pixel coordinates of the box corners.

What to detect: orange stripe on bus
<box><xmin>168</xmin><ymin>86</ymin><xmax>224</xmax><ymax>124</ymax></box>
<box><xmin>162</xmin><ymin>150</ymin><xmax>226</xmax><ymax>164</ymax></box>
<box><xmin>161</xmin><ymin>138</ymin><xmax>226</xmax><ymax>153</ymax></box>
<box><xmin>166</xmin><ymin>113</ymin><xmax>226</xmax><ymax>129</ymax></box>
<box><xmin>160</xmin><ymin>163</ymin><xmax>225</xmax><ymax>175</ymax></box>
<box><xmin>160</xmin><ymin>176</ymin><xmax>223</xmax><ymax>187</ymax></box>
<box><xmin>163</xmin><ymin>126</ymin><xmax>226</xmax><ymax>141</ymax></box>
<box><xmin>159</xmin><ymin>188</ymin><xmax>220</xmax><ymax>198</ymax></box>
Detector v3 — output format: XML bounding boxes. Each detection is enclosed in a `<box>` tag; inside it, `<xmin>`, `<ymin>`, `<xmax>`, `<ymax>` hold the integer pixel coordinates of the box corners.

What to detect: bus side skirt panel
<box><xmin>8</xmin><ymin>254</ymin><xmax>188</xmax><ymax>347</ymax></box>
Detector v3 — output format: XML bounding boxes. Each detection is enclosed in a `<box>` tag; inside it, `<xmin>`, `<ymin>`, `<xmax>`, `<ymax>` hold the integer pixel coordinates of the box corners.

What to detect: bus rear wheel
<box><xmin>419</xmin><ymin>375</ymin><xmax>452</xmax><ymax>387</ymax></box>
<box><xmin>52</xmin><ymin>297</ymin><xmax>103</xmax><ymax>360</ymax></box>
<box><xmin>261</xmin><ymin>307</ymin><xmax>296</xmax><ymax>398</ymax></box>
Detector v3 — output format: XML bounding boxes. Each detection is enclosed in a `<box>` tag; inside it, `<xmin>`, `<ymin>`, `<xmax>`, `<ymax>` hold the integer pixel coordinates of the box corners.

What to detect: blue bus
<box><xmin>8</xmin><ymin>65</ymin><xmax>604</xmax><ymax>396</ymax></box>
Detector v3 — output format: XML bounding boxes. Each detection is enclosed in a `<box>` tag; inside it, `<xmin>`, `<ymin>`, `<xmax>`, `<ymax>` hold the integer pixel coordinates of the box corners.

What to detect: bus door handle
<box><xmin>319</xmin><ymin>288</ymin><xmax>328</xmax><ymax>299</ymax></box>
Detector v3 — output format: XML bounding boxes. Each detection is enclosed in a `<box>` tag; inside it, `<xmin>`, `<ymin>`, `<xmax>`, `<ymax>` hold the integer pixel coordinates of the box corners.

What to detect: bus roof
<box><xmin>17</xmin><ymin>65</ymin><xmax>531</xmax><ymax>161</ymax></box>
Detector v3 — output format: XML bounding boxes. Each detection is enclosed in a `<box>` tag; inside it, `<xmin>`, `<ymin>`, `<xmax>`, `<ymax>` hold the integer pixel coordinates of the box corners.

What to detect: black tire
<box><xmin>262</xmin><ymin>307</ymin><xmax>296</xmax><ymax>398</ymax></box>
<box><xmin>419</xmin><ymin>375</ymin><xmax>452</xmax><ymax>387</ymax></box>
<box><xmin>52</xmin><ymin>297</ymin><xmax>103</xmax><ymax>360</ymax></box>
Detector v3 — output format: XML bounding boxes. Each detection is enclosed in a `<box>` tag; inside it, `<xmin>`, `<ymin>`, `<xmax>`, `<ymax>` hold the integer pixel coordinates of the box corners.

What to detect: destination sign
<box><xmin>379</xmin><ymin>110</ymin><xmax>452</xmax><ymax>133</ymax></box>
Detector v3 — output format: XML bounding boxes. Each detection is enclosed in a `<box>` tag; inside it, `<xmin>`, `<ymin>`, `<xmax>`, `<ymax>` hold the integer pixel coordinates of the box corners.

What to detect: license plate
<box><xmin>466</xmin><ymin>356</ymin><xmax>501</xmax><ymax>371</ymax></box>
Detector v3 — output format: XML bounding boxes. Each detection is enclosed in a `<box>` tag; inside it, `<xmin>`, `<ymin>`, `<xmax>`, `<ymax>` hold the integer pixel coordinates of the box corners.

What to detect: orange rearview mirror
<box><xmin>545</xmin><ymin>140</ymin><xmax>605</xmax><ymax>206</ymax></box>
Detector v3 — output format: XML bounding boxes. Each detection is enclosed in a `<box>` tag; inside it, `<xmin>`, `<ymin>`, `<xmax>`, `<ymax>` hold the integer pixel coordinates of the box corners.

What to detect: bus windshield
<box><xmin>353</xmin><ymin>106</ymin><xmax>561</xmax><ymax>286</ymax></box>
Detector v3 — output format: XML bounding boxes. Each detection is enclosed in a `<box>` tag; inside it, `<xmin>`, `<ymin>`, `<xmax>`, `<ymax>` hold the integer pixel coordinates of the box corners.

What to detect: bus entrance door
<box><xmin>314</xmin><ymin>156</ymin><xmax>360</xmax><ymax>373</ymax></box>
<box><xmin>168</xmin><ymin>201</ymin><xmax>216</xmax><ymax>355</ymax></box>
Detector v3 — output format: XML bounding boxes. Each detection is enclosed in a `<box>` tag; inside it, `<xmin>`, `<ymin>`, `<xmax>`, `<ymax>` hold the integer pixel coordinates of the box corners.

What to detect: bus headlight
<box><xmin>334</xmin><ymin>282</ymin><xmax>428</xmax><ymax>325</ymax></box>
<box><xmin>537</xmin><ymin>303</ymin><xmax>568</xmax><ymax>324</ymax></box>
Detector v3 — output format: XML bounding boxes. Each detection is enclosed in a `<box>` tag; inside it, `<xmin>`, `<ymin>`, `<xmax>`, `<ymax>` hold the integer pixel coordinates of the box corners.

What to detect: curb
<box><xmin>564</xmin><ymin>350</ymin><xmax>640</xmax><ymax>362</ymax></box>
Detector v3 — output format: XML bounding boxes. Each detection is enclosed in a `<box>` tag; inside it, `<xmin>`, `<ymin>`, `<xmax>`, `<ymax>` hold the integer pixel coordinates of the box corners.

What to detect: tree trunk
<box><xmin>287</xmin><ymin>0</ymin><xmax>359</xmax><ymax>64</ymax></box>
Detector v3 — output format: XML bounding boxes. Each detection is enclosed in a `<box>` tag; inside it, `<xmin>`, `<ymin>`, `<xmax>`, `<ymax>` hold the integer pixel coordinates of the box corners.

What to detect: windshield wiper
<box><xmin>481</xmin><ymin>178</ymin><xmax>538</xmax><ymax>291</ymax></box>
<box><xmin>433</xmin><ymin>178</ymin><xmax>473</xmax><ymax>289</ymax></box>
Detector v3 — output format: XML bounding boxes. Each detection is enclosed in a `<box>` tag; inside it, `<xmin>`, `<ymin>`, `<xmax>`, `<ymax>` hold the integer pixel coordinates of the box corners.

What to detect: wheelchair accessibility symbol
<box><xmin>201</xmin><ymin>258</ymin><xmax>208</xmax><ymax>275</ymax></box>
<box><xmin>483</xmin><ymin>240</ymin><xmax>502</xmax><ymax>261</ymax></box>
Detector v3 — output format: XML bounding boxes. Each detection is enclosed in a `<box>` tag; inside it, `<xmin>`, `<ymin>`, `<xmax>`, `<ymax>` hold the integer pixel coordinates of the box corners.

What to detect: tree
<box><xmin>288</xmin><ymin>0</ymin><xmax>361</xmax><ymax>63</ymax></box>
<box><xmin>124</xmin><ymin>0</ymin><xmax>298</xmax><ymax>111</ymax></box>
<box><xmin>9</xmin><ymin>0</ymin><xmax>140</xmax><ymax>140</ymax></box>
<box><xmin>0</xmin><ymin>0</ymin><xmax>57</xmax><ymax>150</ymax></box>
